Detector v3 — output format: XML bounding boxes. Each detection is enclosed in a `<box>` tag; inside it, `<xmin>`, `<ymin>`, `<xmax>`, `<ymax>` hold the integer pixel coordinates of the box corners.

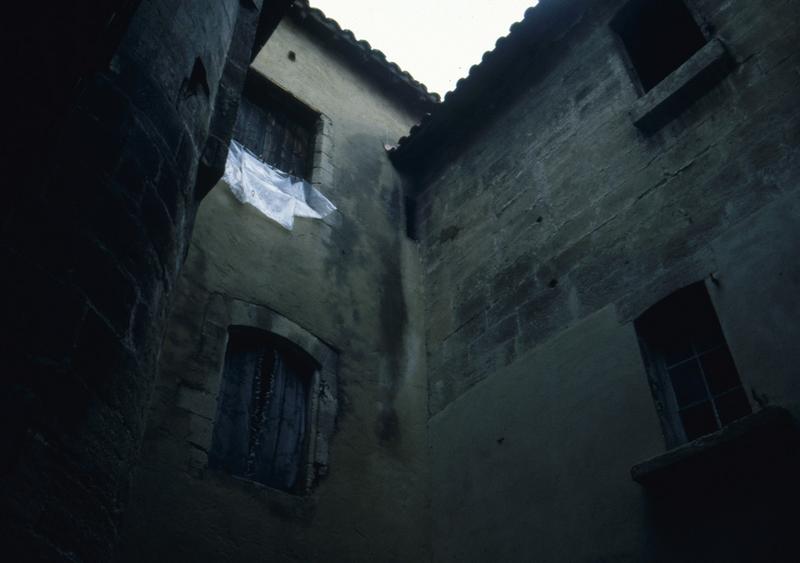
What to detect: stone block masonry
<box><xmin>116</xmin><ymin>10</ymin><xmax>433</xmax><ymax>563</ymax></box>
<box><xmin>0</xmin><ymin>1</ymin><xmax>287</xmax><ymax>560</ymax></box>
<box><xmin>409</xmin><ymin>0</ymin><xmax>800</xmax><ymax>561</ymax></box>
<box><xmin>417</xmin><ymin>0</ymin><xmax>800</xmax><ymax>417</ymax></box>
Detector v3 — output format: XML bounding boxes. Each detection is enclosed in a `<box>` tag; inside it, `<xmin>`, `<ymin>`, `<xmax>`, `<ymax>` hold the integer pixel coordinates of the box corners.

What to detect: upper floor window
<box><xmin>209</xmin><ymin>326</ymin><xmax>317</xmax><ymax>493</ymax></box>
<box><xmin>233</xmin><ymin>73</ymin><xmax>317</xmax><ymax>181</ymax></box>
<box><xmin>611</xmin><ymin>0</ymin><xmax>708</xmax><ymax>92</ymax></box>
<box><xmin>635</xmin><ymin>282</ymin><xmax>751</xmax><ymax>447</ymax></box>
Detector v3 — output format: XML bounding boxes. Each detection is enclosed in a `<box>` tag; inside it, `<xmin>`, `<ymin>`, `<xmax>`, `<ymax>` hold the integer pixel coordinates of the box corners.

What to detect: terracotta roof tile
<box><xmin>390</xmin><ymin>0</ymin><xmax>578</xmax><ymax>169</ymax></box>
<box><xmin>292</xmin><ymin>1</ymin><xmax>440</xmax><ymax>109</ymax></box>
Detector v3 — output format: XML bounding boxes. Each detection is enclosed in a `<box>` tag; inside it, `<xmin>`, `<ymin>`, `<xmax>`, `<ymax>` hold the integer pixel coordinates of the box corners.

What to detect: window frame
<box><xmin>635</xmin><ymin>281</ymin><xmax>752</xmax><ymax>449</ymax></box>
<box><xmin>235</xmin><ymin>70</ymin><xmax>335</xmax><ymax>190</ymax></box>
<box><xmin>610</xmin><ymin>0</ymin><xmax>712</xmax><ymax>96</ymax></box>
<box><xmin>178</xmin><ymin>294</ymin><xmax>338</xmax><ymax>495</ymax></box>
<box><xmin>209</xmin><ymin>326</ymin><xmax>321</xmax><ymax>493</ymax></box>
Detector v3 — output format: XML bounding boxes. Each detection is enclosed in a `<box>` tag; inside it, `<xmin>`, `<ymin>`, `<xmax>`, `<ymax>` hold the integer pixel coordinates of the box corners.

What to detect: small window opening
<box><xmin>404</xmin><ymin>195</ymin><xmax>418</xmax><ymax>241</ymax></box>
<box><xmin>233</xmin><ymin>73</ymin><xmax>318</xmax><ymax>181</ymax></box>
<box><xmin>635</xmin><ymin>282</ymin><xmax>751</xmax><ymax>447</ymax></box>
<box><xmin>612</xmin><ymin>0</ymin><xmax>707</xmax><ymax>92</ymax></box>
<box><xmin>209</xmin><ymin>326</ymin><xmax>318</xmax><ymax>493</ymax></box>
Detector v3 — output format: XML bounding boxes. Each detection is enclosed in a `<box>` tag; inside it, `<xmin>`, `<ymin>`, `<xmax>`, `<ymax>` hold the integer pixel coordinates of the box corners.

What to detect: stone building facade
<box><xmin>4</xmin><ymin>0</ymin><xmax>799</xmax><ymax>561</ymax></box>
<box><xmin>2</xmin><ymin>1</ymin><xmax>291</xmax><ymax>560</ymax></box>
<box><xmin>118</xmin><ymin>4</ymin><xmax>437</xmax><ymax>562</ymax></box>
<box><xmin>120</xmin><ymin>1</ymin><xmax>800</xmax><ymax>561</ymax></box>
<box><xmin>393</xmin><ymin>0</ymin><xmax>800</xmax><ymax>560</ymax></box>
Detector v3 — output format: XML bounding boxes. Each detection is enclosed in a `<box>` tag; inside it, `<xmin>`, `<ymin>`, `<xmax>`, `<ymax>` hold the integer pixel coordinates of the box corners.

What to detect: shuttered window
<box><xmin>233</xmin><ymin>74</ymin><xmax>316</xmax><ymax>181</ymax></box>
<box><xmin>209</xmin><ymin>326</ymin><xmax>316</xmax><ymax>493</ymax></box>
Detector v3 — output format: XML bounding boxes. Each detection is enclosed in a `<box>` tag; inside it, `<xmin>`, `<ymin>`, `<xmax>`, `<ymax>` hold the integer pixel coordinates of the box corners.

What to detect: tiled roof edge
<box><xmin>291</xmin><ymin>1</ymin><xmax>440</xmax><ymax>108</ymax></box>
<box><xmin>389</xmin><ymin>0</ymin><xmax>577</xmax><ymax>168</ymax></box>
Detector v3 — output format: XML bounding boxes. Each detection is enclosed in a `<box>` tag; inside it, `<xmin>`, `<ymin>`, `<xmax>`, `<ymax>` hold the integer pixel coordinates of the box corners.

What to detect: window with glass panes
<box><xmin>635</xmin><ymin>282</ymin><xmax>751</xmax><ymax>447</ymax></box>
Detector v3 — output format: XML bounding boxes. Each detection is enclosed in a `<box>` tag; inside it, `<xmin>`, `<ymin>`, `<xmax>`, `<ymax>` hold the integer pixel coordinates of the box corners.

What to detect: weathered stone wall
<box><xmin>0</xmin><ymin>1</ymin><xmax>277</xmax><ymax>560</ymax></box>
<box><xmin>415</xmin><ymin>0</ymin><xmax>800</xmax><ymax>560</ymax></box>
<box><xmin>118</xmin><ymin>16</ymin><xmax>431</xmax><ymax>563</ymax></box>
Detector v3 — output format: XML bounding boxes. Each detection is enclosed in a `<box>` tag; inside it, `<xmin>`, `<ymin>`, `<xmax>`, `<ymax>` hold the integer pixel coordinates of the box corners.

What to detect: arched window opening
<box><xmin>209</xmin><ymin>326</ymin><xmax>319</xmax><ymax>493</ymax></box>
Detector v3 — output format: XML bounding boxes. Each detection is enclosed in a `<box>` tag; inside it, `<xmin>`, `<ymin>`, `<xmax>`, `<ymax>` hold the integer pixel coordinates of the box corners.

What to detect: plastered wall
<box><xmin>118</xmin><ymin>17</ymin><xmax>431</xmax><ymax>563</ymax></box>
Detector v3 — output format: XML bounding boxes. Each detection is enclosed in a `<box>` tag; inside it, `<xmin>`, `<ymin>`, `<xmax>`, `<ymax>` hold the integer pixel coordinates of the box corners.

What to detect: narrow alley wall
<box><xmin>1</xmin><ymin>1</ymin><xmax>275</xmax><ymax>560</ymax></box>
<box><xmin>118</xmin><ymin>15</ymin><xmax>431</xmax><ymax>563</ymax></box>
<box><xmin>414</xmin><ymin>0</ymin><xmax>800</xmax><ymax>560</ymax></box>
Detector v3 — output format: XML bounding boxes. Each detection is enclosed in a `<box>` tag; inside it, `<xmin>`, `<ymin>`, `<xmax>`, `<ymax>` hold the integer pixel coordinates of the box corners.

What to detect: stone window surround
<box><xmin>611</xmin><ymin>0</ymin><xmax>711</xmax><ymax>93</ymax></box>
<box><xmin>625</xmin><ymin>281</ymin><xmax>795</xmax><ymax>490</ymax></box>
<box><xmin>609</xmin><ymin>0</ymin><xmax>734</xmax><ymax>134</ymax></box>
<box><xmin>257</xmin><ymin>71</ymin><xmax>335</xmax><ymax>190</ymax></box>
<box><xmin>310</xmin><ymin>111</ymin><xmax>334</xmax><ymax>190</ymax></box>
<box><xmin>240</xmin><ymin>68</ymin><xmax>335</xmax><ymax>191</ymax></box>
<box><xmin>628</xmin><ymin>38</ymin><xmax>733</xmax><ymax>134</ymax></box>
<box><xmin>177</xmin><ymin>293</ymin><xmax>338</xmax><ymax>495</ymax></box>
<box><xmin>633</xmin><ymin>281</ymin><xmax>751</xmax><ymax>448</ymax></box>
<box><xmin>631</xmin><ymin>406</ymin><xmax>796</xmax><ymax>489</ymax></box>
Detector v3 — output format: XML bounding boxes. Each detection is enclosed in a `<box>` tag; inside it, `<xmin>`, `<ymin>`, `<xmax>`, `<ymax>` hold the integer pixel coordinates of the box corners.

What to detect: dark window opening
<box><xmin>404</xmin><ymin>195</ymin><xmax>418</xmax><ymax>240</ymax></box>
<box><xmin>233</xmin><ymin>72</ymin><xmax>317</xmax><ymax>180</ymax></box>
<box><xmin>612</xmin><ymin>0</ymin><xmax>707</xmax><ymax>92</ymax></box>
<box><xmin>209</xmin><ymin>326</ymin><xmax>318</xmax><ymax>493</ymax></box>
<box><xmin>635</xmin><ymin>282</ymin><xmax>751</xmax><ymax>446</ymax></box>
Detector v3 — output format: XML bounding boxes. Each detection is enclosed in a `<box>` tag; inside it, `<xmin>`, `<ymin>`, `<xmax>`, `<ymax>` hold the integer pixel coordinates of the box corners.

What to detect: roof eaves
<box><xmin>389</xmin><ymin>0</ymin><xmax>576</xmax><ymax>170</ymax></box>
<box><xmin>291</xmin><ymin>1</ymin><xmax>440</xmax><ymax>110</ymax></box>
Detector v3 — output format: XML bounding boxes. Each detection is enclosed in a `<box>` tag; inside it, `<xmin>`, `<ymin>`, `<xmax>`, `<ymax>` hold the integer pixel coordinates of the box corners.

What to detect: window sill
<box><xmin>208</xmin><ymin>469</ymin><xmax>317</xmax><ymax>523</ymax></box>
<box><xmin>631</xmin><ymin>407</ymin><xmax>798</xmax><ymax>489</ymax></box>
<box><xmin>630</xmin><ymin>38</ymin><xmax>733</xmax><ymax>134</ymax></box>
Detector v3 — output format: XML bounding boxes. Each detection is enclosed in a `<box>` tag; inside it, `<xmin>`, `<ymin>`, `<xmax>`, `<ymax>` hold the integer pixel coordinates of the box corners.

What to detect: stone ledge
<box><xmin>630</xmin><ymin>38</ymin><xmax>733</xmax><ymax>134</ymax></box>
<box><xmin>631</xmin><ymin>407</ymin><xmax>798</xmax><ymax>489</ymax></box>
